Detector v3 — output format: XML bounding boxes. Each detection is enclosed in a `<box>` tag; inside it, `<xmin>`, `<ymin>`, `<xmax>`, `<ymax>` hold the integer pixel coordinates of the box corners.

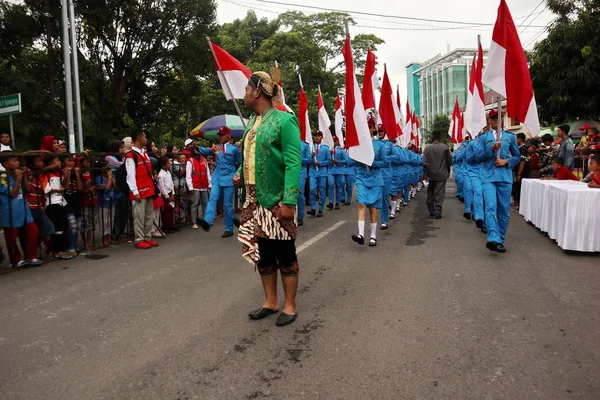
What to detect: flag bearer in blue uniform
<box><xmin>307</xmin><ymin>130</ymin><xmax>331</xmax><ymax>218</ymax></box>
<box><xmin>352</xmin><ymin>121</ymin><xmax>385</xmax><ymax>247</ymax></box>
<box><xmin>454</xmin><ymin>145</ymin><xmax>466</xmax><ymax>202</ymax></box>
<box><xmin>377</xmin><ymin>125</ymin><xmax>395</xmax><ymax>230</ymax></box>
<box><xmin>327</xmin><ymin>136</ymin><xmax>348</xmax><ymax>210</ymax></box>
<box><xmin>297</xmin><ymin>140</ymin><xmax>312</xmax><ymax>226</ymax></box>
<box><xmin>196</xmin><ymin>126</ymin><xmax>241</xmax><ymax>238</ymax></box>
<box><xmin>461</xmin><ymin>136</ymin><xmax>474</xmax><ymax>220</ymax></box>
<box><xmin>475</xmin><ymin>109</ymin><xmax>520</xmax><ymax>253</ymax></box>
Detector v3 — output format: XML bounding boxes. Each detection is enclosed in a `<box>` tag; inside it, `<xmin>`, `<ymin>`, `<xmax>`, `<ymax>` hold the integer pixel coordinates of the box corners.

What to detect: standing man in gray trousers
<box><xmin>422</xmin><ymin>131</ymin><xmax>453</xmax><ymax>219</ymax></box>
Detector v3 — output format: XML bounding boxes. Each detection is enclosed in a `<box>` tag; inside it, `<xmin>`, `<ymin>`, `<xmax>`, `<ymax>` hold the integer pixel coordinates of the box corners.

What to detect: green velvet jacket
<box><xmin>237</xmin><ymin>108</ymin><xmax>302</xmax><ymax>208</ymax></box>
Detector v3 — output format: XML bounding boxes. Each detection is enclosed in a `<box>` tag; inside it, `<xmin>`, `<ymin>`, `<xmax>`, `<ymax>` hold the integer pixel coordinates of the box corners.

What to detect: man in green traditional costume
<box><xmin>234</xmin><ymin>71</ymin><xmax>302</xmax><ymax>327</ymax></box>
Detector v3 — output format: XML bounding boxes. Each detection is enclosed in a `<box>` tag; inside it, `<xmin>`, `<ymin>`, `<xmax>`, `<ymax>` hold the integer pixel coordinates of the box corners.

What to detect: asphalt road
<box><xmin>1</xmin><ymin>184</ymin><xmax>598</xmax><ymax>400</ymax></box>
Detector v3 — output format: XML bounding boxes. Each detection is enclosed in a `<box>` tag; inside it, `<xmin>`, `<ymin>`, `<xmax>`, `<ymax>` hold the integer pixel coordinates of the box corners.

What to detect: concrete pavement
<box><xmin>0</xmin><ymin>184</ymin><xmax>598</xmax><ymax>400</ymax></box>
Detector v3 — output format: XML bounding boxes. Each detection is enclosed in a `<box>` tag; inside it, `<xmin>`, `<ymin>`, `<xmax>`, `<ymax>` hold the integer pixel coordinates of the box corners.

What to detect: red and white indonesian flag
<box><xmin>411</xmin><ymin>111</ymin><xmax>417</xmax><ymax>146</ymax></box>
<box><xmin>317</xmin><ymin>89</ymin><xmax>334</xmax><ymax>148</ymax></box>
<box><xmin>335</xmin><ymin>93</ymin><xmax>345</xmax><ymax>147</ymax></box>
<box><xmin>361</xmin><ymin>49</ymin><xmax>379</xmax><ymax>112</ymax></box>
<box><xmin>415</xmin><ymin>116</ymin><xmax>421</xmax><ymax>148</ymax></box>
<box><xmin>395</xmin><ymin>89</ymin><xmax>405</xmax><ymax>144</ymax></box>
<box><xmin>466</xmin><ymin>43</ymin><xmax>487</xmax><ymax>136</ymax></box>
<box><xmin>403</xmin><ymin>101</ymin><xmax>413</xmax><ymax>147</ymax></box>
<box><xmin>448</xmin><ymin>98</ymin><xmax>461</xmax><ymax>144</ymax></box>
<box><xmin>378</xmin><ymin>66</ymin><xmax>400</xmax><ymax>141</ymax></box>
<box><xmin>298</xmin><ymin>87</ymin><xmax>313</xmax><ymax>147</ymax></box>
<box><xmin>275</xmin><ymin>82</ymin><xmax>294</xmax><ymax>113</ymax></box>
<box><xmin>483</xmin><ymin>0</ymin><xmax>540</xmax><ymax>136</ymax></box>
<box><xmin>209</xmin><ymin>40</ymin><xmax>252</xmax><ymax>100</ymax></box>
<box><xmin>342</xmin><ymin>35</ymin><xmax>374</xmax><ymax>166</ymax></box>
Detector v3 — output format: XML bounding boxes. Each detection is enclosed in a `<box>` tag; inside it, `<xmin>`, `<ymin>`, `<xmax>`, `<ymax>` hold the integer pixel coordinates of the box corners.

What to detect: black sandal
<box><xmin>248</xmin><ymin>307</ymin><xmax>279</xmax><ymax>320</ymax></box>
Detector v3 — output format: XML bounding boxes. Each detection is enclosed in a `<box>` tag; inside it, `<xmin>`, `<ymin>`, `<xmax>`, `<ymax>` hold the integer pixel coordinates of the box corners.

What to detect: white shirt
<box><xmin>0</xmin><ymin>144</ymin><xmax>11</xmax><ymax>172</ymax></box>
<box><xmin>44</xmin><ymin>173</ymin><xmax>68</xmax><ymax>207</ymax></box>
<box><xmin>186</xmin><ymin>158</ymin><xmax>211</xmax><ymax>191</ymax></box>
<box><xmin>124</xmin><ymin>146</ymin><xmax>148</xmax><ymax>196</ymax></box>
<box><xmin>157</xmin><ymin>169</ymin><xmax>174</xmax><ymax>198</ymax></box>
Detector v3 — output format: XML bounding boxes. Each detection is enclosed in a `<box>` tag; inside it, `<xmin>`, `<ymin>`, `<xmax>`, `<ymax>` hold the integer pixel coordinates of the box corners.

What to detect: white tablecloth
<box><xmin>519</xmin><ymin>179</ymin><xmax>600</xmax><ymax>252</ymax></box>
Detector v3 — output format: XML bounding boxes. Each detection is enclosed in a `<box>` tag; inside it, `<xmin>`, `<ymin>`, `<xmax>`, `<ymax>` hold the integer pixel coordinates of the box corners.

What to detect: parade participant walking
<box><xmin>196</xmin><ymin>126</ymin><xmax>241</xmax><ymax>238</ymax></box>
<box><xmin>475</xmin><ymin>109</ymin><xmax>520</xmax><ymax>253</ymax></box>
<box><xmin>351</xmin><ymin>120</ymin><xmax>385</xmax><ymax>247</ymax></box>
<box><xmin>377</xmin><ymin>125</ymin><xmax>394</xmax><ymax>230</ymax></box>
<box><xmin>422</xmin><ymin>131</ymin><xmax>452</xmax><ymax>219</ymax></box>
<box><xmin>307</xmin><ymin>131</ymin><xmax>331</xmax><ymax>218</ymax></box>
<box><xmin>297</xmin><ymin>140</ymin><xmax>311</xmax><ymax>226</ymax></box>
<box><xmin>343</xmin><ymin>143</ymin><xmax>356</xmax><ymax>205</ymax></box>
<box><xmin>460</xmin><ymin>136</ymin><xmax>474</xmax><ymax>220</ymax></box>
<box><xmin>466</xmin><ymin>133</ymin><xmax>487</xmax><ymax>233</ymax></box>
<box><xmin>389</xmin><ymin>141</ymin><xmax>405</xmax><ymax>219</ymax></box>
<box><xmin>186</xmin><ymin>146</ymin><xmax>211</xmax><ymax>230</ymax></box>
<box><xmin>125</xmin><ymin>129</ymin><xmax>159</xmax><ymax>249</ymax></box>
<box><xmin>327</xmin><ymin>136</ymin><xmax>348</xmax><ymax>210</ymax></box>
<box><xmin>235</xmin><ymin>71</ymin><xmax>301</xmax><ymax>327</ymax></box>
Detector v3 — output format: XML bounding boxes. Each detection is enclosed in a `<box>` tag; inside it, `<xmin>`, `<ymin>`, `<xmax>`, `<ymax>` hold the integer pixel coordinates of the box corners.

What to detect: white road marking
<box><xmin>296</xmin><ymin>221</ymin><xmax>346</xmax><ymax>254</ymax></box>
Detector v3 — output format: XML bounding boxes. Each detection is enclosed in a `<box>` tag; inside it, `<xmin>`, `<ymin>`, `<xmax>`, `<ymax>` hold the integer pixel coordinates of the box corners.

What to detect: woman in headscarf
<box><xmin>234</xmin><ymin>71</ymin><xmax>302</xmax><ymax>327</ymax></box>
<box><xmin>122</xmin><ymin>137</ymin><xmax>133</xmax><ymax>154</ymax></box>
<box><xmin>40</xmin><ymin>136</ymin><xmax>59</xmax><ymax>152</ymax></box>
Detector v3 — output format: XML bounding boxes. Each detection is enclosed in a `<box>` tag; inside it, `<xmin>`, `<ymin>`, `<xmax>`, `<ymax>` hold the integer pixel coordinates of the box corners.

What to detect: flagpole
<box><xmin>206</xmin><ymin>37</ymin><xmax>247</xmax><ymax>129</ymax></box>
<box><xmin>496</xmin><ymin>94</ymin><xmax>503</xmax><ymax>160</ymax></box>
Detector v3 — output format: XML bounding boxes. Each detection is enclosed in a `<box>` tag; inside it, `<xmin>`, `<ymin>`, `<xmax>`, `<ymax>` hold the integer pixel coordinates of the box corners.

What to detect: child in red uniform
<box><xmin>586</xmin><ymin>155</ymin><xmax>600</xmax><ymax>188</ymax></box>
<box><xmin>0</xmin><ymin>152</ymin><xmax>41</xmax><ymax>267</ymax></box>
<box><xmin>25</xmin><ymin>155</ymin><xmax>55</xmax><ymax>256</ymax></box>
<box><xmin>545</xmin><ymin>157</ymin><xmax>580</xmax><ymax>181</ymax></box>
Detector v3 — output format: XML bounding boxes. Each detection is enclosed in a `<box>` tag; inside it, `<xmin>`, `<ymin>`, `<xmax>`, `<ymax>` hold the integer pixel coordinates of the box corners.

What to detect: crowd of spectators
<box><xmin>0</xmin><ymin>130</ymin><xmax>222</xmax><ymax>268</ymax></box>
<box><xmin>511</xmin><ymin>124</ymin><xmax>600</xmax><ymax>207</ymax></box>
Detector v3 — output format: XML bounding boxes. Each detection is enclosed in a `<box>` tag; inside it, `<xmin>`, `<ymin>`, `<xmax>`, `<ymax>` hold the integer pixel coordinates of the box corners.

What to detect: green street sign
<box><xmin>0</xmin><ymin>93</ymin><xmax>22</xmax><ymax>117</ymax></box>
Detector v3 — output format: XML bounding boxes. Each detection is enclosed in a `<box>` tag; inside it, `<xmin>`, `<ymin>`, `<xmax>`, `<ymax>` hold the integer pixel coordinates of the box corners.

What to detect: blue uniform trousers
<box><xmin>327</xmin><ymin>174</ymin><xmax>345</xmax><ymax>205</ymax></box>
<box><xmin>463</xmin><ymin>176</ymin><xmax>473</xmax><ymax>215</ymax></box>
<box><xmin>298</xmin><ymin>176</ymin><xmax>307</xmax><ymax>222</ymax></box>
<box><xmin>381</xmin><ymin>178</ymin><xmax>392</xmax><ymax>223</ymax></box>
<box><xmin>204</xmin><ymin>185</ymin><xmax>235</xmax><ymax>232</ymax></box>
<box><xmin>482</xmin><ymin>181</ymin><xmax>512</xmax><ymax>244</ymax></box>
<box><xmin>470</xmin><ymin>174</ymin><xmax>484</xmax><ymax>223</ymax></box>
<box><xmin>310</xmin><ymin>176</ymin><xmax>327</xmax><ymax>211</ymax></box>
<box><xmin>344</xmin><ymin>174</ymin><xmax>355</xmax><ymax>203</ymax></box>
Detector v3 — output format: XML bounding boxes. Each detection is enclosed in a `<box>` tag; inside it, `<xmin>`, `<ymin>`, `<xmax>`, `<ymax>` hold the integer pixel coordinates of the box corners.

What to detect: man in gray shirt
<box><xmin>557</xmin><ymin>124</ymin><xmax>575</xmax><ymax>170</ymax></box>
<box><xmin>422</xmin><ymin>131</ymin><xmax>453</xmax><ymax>219</ymax></box>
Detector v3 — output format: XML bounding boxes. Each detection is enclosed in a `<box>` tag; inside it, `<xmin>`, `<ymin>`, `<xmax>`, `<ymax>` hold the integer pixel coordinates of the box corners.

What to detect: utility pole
<box><xmin>60</xmin><ymin>0</ymin><xmax>75</xmax><ymax>153</ymax></box>
<box><xmin>44</xmin><ymin>0</ymin><xmax>57</xmax><ymax>135</ymax></box>
<box><xmin>68</xmin><ymin>0</ymin><xmax>84</xmax><ymax>152</ymax></box>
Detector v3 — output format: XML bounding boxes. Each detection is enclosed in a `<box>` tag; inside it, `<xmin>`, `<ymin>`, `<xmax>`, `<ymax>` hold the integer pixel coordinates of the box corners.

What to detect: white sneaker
<box><xmin>16</xmin><ymin>260</ymin><xmax>28</xmax><ymax>268</ymax></box>
<box><xmin>192</xmin><ymin>224</ymin><xmax>199</xmax><ymax>230</ymax></box>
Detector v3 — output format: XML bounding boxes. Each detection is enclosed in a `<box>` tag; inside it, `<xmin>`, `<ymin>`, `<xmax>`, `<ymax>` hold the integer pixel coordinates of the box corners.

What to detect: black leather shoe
<box><xmin>248</xmin><ymin>307</ymin><xmax>279</xmax><ymax>320</ymax></box>
<box><xmin>369</xmin><ymin>238</ymin><xmax>377</xmax><ymax>247</ymax></box>
<box><xmin>390</xmin><ymin>214</ymin><xmax>396</xmax><ymax>220</ymax></box>
<box><xmin>233</xmin><ymin>216</ymin><xmax>241</xmax><ymax>228</ymax></box>
<box><xmin>381</xmin><ymin>223</ymin><xmax>388</xmax><ymax>230</ymax></box>
<box><xmin>429</xmin><ymin>212</ymin><xmax>435</xmax><ymax>217</ymax></box>
<box><xmin>345</xmin><ymin>201</ymin><xmax>351</xmax><ymax>206</ymax></box>
<box><xmin>435</xmin><ymin>214</ymin><xmax>442</xmax><ymax>219</ymax></box>
<box><xmin>334</xmin><ymin>204</ymin><xmax>340</xmax><ymax>210</ymax></box>
<box><xmin>481</xmin><ymin>226</ymin><xmax>488</xmax><ymax>234</ymax></box>
<box><xmin>298</xmin><ymin>220</ymin><xmax>304</xmax><ymax>226</ymax></box>
<box><xmin>486</xmin><ymin>241</ymin><xmax>499</xmax><ymax>252</ymax></box>
<box><xmin>222</xmin><ymin>231</ymin><xmax>233</xmax><ymax>238</ymax></box>
<box><xmin>460</xmin><ymin>197</ymin><xmax>465</xmax><ymax>203</ymax></box>
<box><xmin>476</xmin><ymin>219</ymin><xmax>484</xmax><ymax>229</ymax></box>
<box><xmin>326</xmin><ymin>203</ymin><xmax>334</xmax><ymax>210</ymax></box>
<box><xmin>276</xmin><ymin>312</ymin><xmax>298</xmax><ymax>327</ymax></box>
<box><xmin>307</xmin><ymin>210</ymin><xmax>316</xmax><ymax>216</ymax></box>
<box><xmin>352</xmin><ymin>234</ymin><xmax>365</xmax><ymax>245</ymax></box>
<box><xmin>196</xmin><ymin>218</ymin><xmax>211</xmax><ymax>232</ymax></box>
<box><xmin>496</xmin><ymin>244</ymin><xmax>507</xmax><ymax>253</ymax></box>
<box><xmin>316</xmin><ymin>211</ymin><xmax>323</xmax><ymax>217</ymax></box>
<box><xmin>463</xmin><ymin>212</ymin><xmax>472</xmax><ymax>220</ymax></box>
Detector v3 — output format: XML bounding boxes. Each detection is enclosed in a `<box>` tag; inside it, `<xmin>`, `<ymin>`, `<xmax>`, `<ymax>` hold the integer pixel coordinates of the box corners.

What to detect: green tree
<box><xmin>529</xmin><ymin>0</ymin><xmax>600</xmax><ymax>124</ymax></box>
<box><xmin>427</xmin><ymin>115</ymin><xmax>451</xmax><ymax>145</ymax></box>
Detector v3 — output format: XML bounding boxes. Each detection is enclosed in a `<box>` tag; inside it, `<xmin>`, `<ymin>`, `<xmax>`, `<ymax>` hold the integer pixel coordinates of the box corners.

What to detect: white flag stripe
<box><xmin>482</xmin><ymin>41</ymin><xmax>507</xmax><ymax>97</ymax></box>
<box><xmin>348</xmin><ymin>75</ymin><xmax>374</xmax><ymax>165</ymax></box>
<box><xmin>217</xmin><ymin>70</ymin><xmax>248</xmax><ymax>100</ymax></box>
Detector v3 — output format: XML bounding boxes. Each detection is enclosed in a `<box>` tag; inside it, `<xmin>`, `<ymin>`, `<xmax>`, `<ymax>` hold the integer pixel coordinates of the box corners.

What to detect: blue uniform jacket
<box><xmin>465</xmin><ymin>138</ymin><xmax>483</xmax><ymax>175</ymax></box>
<box><xmin>198</xmin><ymin>143</ymin><xmax>241</xmax><ymax>187</ymax></box>
<box><xmin>300</xmin><ymin>142</ymin><xmax>312</xmax><ymax>180</ymax></box>
<box><xmin>309</xmin><ymin>143</ymin><xmax>332</xmax><ymax>178</ymax></box>
<box><xmin>475</xmin><ymin>130</ymin><xmax>521</xmax><ymax>183</ymax></box>
<box><xmin>380</xmin><ymin>140</ymin><xmax>395</xmax><ymax>180</ymax></box>
<box><xmin>355</xmin><ymin>138</ymin><xmax>385</xmax><ymax>188</ymax></box>
<box><xmin>330</xmin><ymin>146</ymin><xmax>348</xmax><ymax>175</ymax></box>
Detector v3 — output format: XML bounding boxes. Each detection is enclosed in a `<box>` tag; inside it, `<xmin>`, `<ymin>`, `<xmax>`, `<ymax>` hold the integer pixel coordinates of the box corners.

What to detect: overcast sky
<box><xmin>215</xmin><ymin>0</ymin><xmax>554</xmax><ymax>104</ymax></box>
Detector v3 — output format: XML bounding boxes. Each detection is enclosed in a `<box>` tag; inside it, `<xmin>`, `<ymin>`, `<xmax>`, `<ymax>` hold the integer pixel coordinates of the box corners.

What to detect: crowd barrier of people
<box><xmin>0</xmin><ymin>133</ymin><xmax>234</xmax><ymax>268</ymax></box>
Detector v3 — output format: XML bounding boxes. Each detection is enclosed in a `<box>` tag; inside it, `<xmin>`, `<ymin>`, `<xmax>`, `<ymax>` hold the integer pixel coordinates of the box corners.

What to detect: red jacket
<box><xmin>191</xmin><ymin>157</ymin><xmax>209</xmax><ymax>189</ymax></box>
<box><xmin>554</xmin><ymin>166</ymin><xmax>580</xmax><ymax>181</ymax></box>
<box><xmin>125</xmin><ymin>151</ymin><xmax>155</xmax><ymax>200</ymax></box>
